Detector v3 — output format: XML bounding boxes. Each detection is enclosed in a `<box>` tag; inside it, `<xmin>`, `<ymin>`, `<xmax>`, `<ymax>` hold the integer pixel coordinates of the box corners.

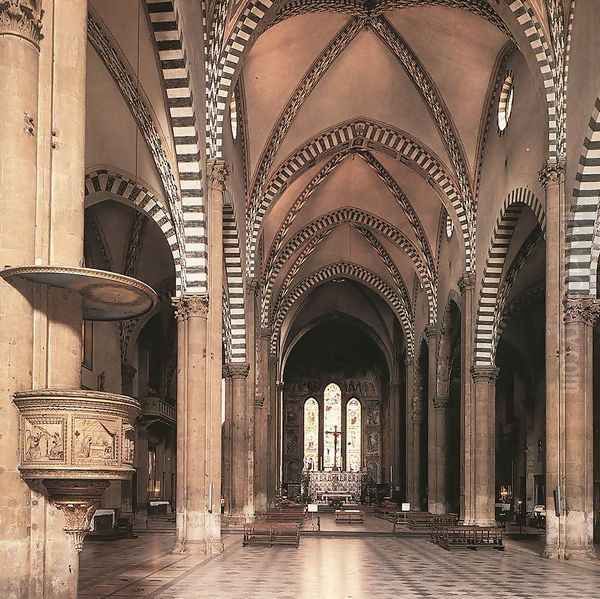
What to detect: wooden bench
<box><xmin>429</xmin><ymin>514</ymin><xmax>459</xmax><ymax>543</ymax></box>
<box><xmin>407</xmin><ymin>511</ymin><xmax>434</xmax><ymax>531</ymax></box>
<box><xmin>335</xmin><ymin>509</ymin><xmax>364</xmax><ymax>524</ymax></box>
<box><xmin>243</xmin><ymin>522</ymin><xmax>300</xmax><ymax>547</ymax></box>
<box><xmin>262</xmin><ymin>508</ymin><xmax>306</xmax><ymax>526</ymax></box>
<box><xmin>437</xmin><ymin>526</ymin><xmax>504</xmax><ymax>551</ymax></box>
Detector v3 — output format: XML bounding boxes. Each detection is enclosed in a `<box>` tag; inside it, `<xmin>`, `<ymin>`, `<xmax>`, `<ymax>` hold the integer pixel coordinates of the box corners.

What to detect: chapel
<box><xmin>2</xmin><ymin>1</ymin><xmax>600</xmax><ymax>598</ymax></box>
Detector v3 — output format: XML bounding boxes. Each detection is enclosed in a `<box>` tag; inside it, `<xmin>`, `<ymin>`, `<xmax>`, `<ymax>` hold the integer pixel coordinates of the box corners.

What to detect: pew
<box><xmin>335</xmin><ymin>509</ymin><xmax>364</xmax><ymax>524</ymax></box>
<box><xmin>437</xmin><ymin>526</ymin><xmax>504</xmax><ymax>551</ymax></box>
<box><xmin>243</xmin><ymin>522</ymin><xmax>300</xmax><ymax>547</ymax></box>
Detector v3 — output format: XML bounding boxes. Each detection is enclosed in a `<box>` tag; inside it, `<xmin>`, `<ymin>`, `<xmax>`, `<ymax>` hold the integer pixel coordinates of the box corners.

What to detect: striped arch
<box><xmin>260</xmin><ymin>207</ymin><xmax>436</xmax><ymax>329</ymax></box>
<box><xmin>222</xmin><ymin>286</ymin><xmax>233</xmax><ymax>364</ymax></box>
<box><xmin>211</xmin><ymin>1</ymin><xmax>559</xmax><ymax>164</ymax></box>
<box><xmin>247</xmin><ymin>119</ymin><xmax>471</xmax><ymax>278</ymax></box>
<box><xmin>85</xmin><ymin>169</ymin><xmax>183</xmax><ymax>294</ymax></box>
<box><xmin>566</xmin><ymin>97</ymin><xmax>600</xmax><ymax>298</ymax></box>
<box><xmin>223</xmin><ymin>205</ymin><xmax>247</xmax><ymax>362</ymax></box>
<box><xmin>474</xmin><ymin>187</ymin><xmax>546</xmax><ymax>366</ymax></box>
<box><xmin>504</xmin><ymin>0</ymin><xmax>561</xmax><ymax>161</ymax></box>
<box><xmin>495</xmin><ymin>227</ymin><xmax>544</xmax><ymax>346</ymax></box>
<box><xmin>271</xmin><ymin>261</ymin><xmax>414</xmax><ymax>357</ymax></box>
<box><xmin>145</xmin><ymin>0</ymin><xmax>207</xmax><ymax>292</ymax></box>
<box><xmin>266</xmin><ymin>149</ymin><xmax>435</xmax><ymax>291</ymax></box>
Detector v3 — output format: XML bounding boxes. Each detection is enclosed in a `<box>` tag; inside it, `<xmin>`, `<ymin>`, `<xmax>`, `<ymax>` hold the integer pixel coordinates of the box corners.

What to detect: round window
<box><xmin>230</xmin><ymin>96</ymin><xmax>238</xmax><ymax>141</ymax></box>
<box><xmin>446</xmin><ymin>213</ymin><xmax>454</xmax><ymax>239</ymax></box>
<box><xmin>498</xmin><ymin>73</ymin><xmax>514</xmax><ymax>133</ymax></box>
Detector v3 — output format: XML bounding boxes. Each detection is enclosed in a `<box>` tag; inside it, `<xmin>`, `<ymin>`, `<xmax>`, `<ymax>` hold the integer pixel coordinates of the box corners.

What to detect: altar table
<box><xmin>308</xmin><ymin>471</ymin><xmax>363</xmax><ymax>502</ymax></box>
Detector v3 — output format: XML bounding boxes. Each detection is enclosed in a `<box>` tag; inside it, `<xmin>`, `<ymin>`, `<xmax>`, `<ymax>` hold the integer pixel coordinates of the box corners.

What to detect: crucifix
<box><xmin>326</xmin><ymin>425</ymin><xmax>343</xmax><ymax>470</ymax></box>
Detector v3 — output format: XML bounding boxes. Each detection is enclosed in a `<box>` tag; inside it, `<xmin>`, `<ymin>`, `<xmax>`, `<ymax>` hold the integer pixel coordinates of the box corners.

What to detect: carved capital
<box><xmin>539</xmin><ymin>160</ymin><xmax>566</xmax><ymax>188</ymax></box>
<box><xmin>563</xmin><ymin>296</ymin><xmax>600</xmax><ymax>326</ymax></box>
<box><xmin>433</xmin><ymin>394</ymin><xmax>449</xmax><ymax>409</ymax></box>
<box><xmin>424</xmin><ymin>325</ymin><xmax>441</xmax><ymax>339</ymax></box>
<box><xmin>245</xmin><ymin>276</ymin><xmax>261</xmax><ymax>294</ymax></box>
<box><xmin>207</xmin><ymin>159</ymin><xmax>228</xmax><ymax>192</ymax></box>
<box><xmin>458</xmin><ymin>272</ymin><xmax>476</xmax><ymax>293</ymax></box>
<box><xmin>44</xmin><ymin>479</ymin><xmax>110</xmax><ymax>552</ymax></box>
<box><xmin>471</xmin><ymin>365</ymin><xmax>499</xmax><ymax>384</ymax></box>
<box><xmin>223</xmin><ymin>362</ymin><xmax>250</xmax><ymax>379</ymax></box>
<box><xmin>0</xmin><ymin>0</ymin><xmax>43</xmax><ymax>46</ymax></box>
<box><xmin>172</xmin><ymin>294</ymin><xmax>209</xmax><ymax>320</ymax></box>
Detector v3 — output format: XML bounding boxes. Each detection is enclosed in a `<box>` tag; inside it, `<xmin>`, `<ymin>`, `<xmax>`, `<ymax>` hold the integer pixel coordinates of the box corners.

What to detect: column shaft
<box><xmin>0</xmin><ymin>4</ymin><xmax>42</xmax><ymax>595</ymax></box>
<box><xmin>542</xmin><ymin>163</ymin><xmax>566</xmax><ymax>557</ymax></box>
<box><xmin>459</xmin><ymin>273</ymin><xmax>476</xmax><ymax>523</ymax></box>
<box><xmin>560</xmin><ymin>299</ymin><xmax>598</xmax><ymax>556</ymax></box>
<box><xmin>434</xmin><ymin>398</ymin><xmax>449</xmax><ymax>514</ymax></box>
<box><xmin>227</xmin><ymin>364</ymin><xmax>250</xmax><ymax>518</ymax></box>
<box><xmin>471</xmin><ymin>367</ymin><xmax>498</xmax><ymax>526</ymax></box>
<box><xmin>173</xmin><ymin>306</ymin><xmax>188</xmax><ymax>551</ymax></box>
<box><xmin>426</xmin><ymin>327</ymin><xmax>441</xmax><ymax>514</ymax></box>
<box><xmin>254</xmin><ymin>330</ymin><xmax>270</xmax><ymax>513</ymax></box>
<box><xmin>221</xmin><ymin>374</ymin><xmax>233</xmax><ymax>514</ymax></box>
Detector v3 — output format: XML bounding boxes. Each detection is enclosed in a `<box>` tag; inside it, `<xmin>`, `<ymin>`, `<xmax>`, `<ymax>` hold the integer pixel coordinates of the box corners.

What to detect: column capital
<box><xmin>471</xmin><ymin>365</ymin><xmax>499</xmax><ymax>383</ymax></box>
<box><xmin>433</xmin><ymin>394</ymin><xmax>449</xmax><ymax>409</ymax></box>
<box><xmin>245</xmin><ymin>276</ymin><xmax>261</xmax><ymax>293</ymax></box>
<box><xmin>207</xmin><ymin>159</ymin><xmax>229</xmax><ymax>192</ymax></box>
<box><xmin>172</xmin><ymin>294</ymin><xmax>209</xmax><ymax>321</ymax></box>
<box><xmin>223</xmin><ymin>362</ymin><xmax>250</xmax><ymax>379</ymax></box>
<box><xmin>458</xmin><ymin>272</ymin><xmax>476</xmax><ymax>293</ymax></box>
<box><xmin>563</xmin><ymin>296</ymin><xmax>600</xmax><ymax>326</ymax></box>
<box><xmin>539</xmin><ymin>159</ymin><xmax>566</xmax><ymax>188</ymax></box>
<box><xmin>259</xmin><ymin>326</ymin><xmax>272</xmax><ymax>339</ymax></box>
<box><xmin>424</xmin><ymin>325</ymin><xmax>441</xmax><ymax>339</ymax></box>
<box><xmin>0</xmin><ymin>0</ymin><xmax>43</xmax><ymax>46</ymax></box>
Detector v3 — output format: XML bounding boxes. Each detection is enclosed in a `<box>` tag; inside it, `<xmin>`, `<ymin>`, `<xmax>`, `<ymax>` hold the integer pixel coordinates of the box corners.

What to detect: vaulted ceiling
<box><xmin>236</xmin><ymin>3</ymin><xmax>515</xmax><ymax>357</ymax></box>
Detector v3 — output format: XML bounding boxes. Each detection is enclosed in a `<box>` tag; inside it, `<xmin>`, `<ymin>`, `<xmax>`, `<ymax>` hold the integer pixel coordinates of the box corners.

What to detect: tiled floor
<box><xmin>79</xmin><ymin>532</ymin><xmax>600</xmax><ymax>598</ymax></box>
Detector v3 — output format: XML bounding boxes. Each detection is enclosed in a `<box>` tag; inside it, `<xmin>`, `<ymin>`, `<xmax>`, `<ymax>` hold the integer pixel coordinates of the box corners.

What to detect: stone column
<box><xmin>254</xmin><ymin>328</ymin><xmax>270</xmax><ymax>513</ymax></box>
<box><xmin>404</xmin><ymin>357</ymin><xmax>418</xmax><ymax>507</ymax></box>
<box><xmin>390</xmin><ymin>375</ymin><xmax>402</xmax><ymax>497</ymax></box>
<box><xmin>557</xmin><ymin>298</ymin><xmax>599</xmax><ymax>557</ymax></box>
<box><xmin>225</xmin><ymin>363</ymin><xmax>251</xmax><ymax>519</ymax></box>
<box><xmin>275</xmin><ymin>380</ymin><xmax>285</xmax><ymax>496</ymax></box>
<box><xmin>0</xmin><ymin>3</ymin><xmax>43</xmax><ymax>597</ymax></box>
<box><xmin>540</xmin><ymin>162</ymin><xmax>567</xmax><ymax>557</ymax></box>
<box><xmin>425</xmin><ymin>326</ymin><xmax>441</xmax><ymax>514</ymax></box>
<box><xmin>221</xmin><ymin>372</ymin><xmax>233</xmax><ymax>514</ymax></box>
<box><xmin>471</xmin><ymin>366</ymin><xmax>498</xmax><ymax>526</ymax></box>
<box><xmin>206</xmin><ymin>160</ymin><xmax>225</xmax><ymax>551</ymax></box>
<box><xmin>433</xmin><ymin>395</ymin><xmax>449</xmax><ymax>514</ymax></box>
<box><xmin>458</xmin><ymin>272</ymin><xmax>476</xmax><ymax>523</ymax></box>
<box><xmin>172</xmin><ymin>299</ymin><xmax>189</xmax><ymax>550</ymax></box>
<box><xmin>173</xmin><ymin>295</ymin><xmax>222</xmax><ymax>553</ymax></box>
<box><xmin>245</xmin><ymin>277</ymin><xmax>259</xmax><ymax>514</ymax></box>
<box><xmin>267</xmin><ymin>352</ymin><xmax>278</xmax><ymax>504</ymax></box>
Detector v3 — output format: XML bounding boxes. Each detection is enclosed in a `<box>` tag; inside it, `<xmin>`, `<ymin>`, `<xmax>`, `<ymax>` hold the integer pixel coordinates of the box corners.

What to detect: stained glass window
<box><xmin>324</xmin><ymin>383</ymin><xmax>342</xmax><ymax>470</ymax></box>
<box><xmin>346</xmin><ymin>398</ymin><xmax>361</xmax><ymax>472</ymax></box>
<box><xmin>303</xmin><ymin>398</ymin><xmax>319</xmax><ymax>471</ymax></box>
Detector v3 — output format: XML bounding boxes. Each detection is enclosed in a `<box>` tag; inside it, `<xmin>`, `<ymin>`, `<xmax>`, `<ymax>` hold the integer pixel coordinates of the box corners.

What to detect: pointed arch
<box><xmin>247</xmin><ymin>119</ymin><xmax>471</xmax><ymax>279</ymax></box>
<box><xmin>271</xmin><ymin>261</ymin><xmax>414</xmax><ymax>357</ymax></box>
<box><xmin>144</xmin><ymin>0</ymin><xmax>208</xmax><ymax>293</ymax></box>
<box><xmin>261</xmin><ymin>207</ymin><xmax>435</xmax><ymax>331</ymax></box>
<box><xmin>223</xmin><ymin>205</ymin><xmax>247</xmax><ymax>362</ymax></box>
<box><xmin>85</xmin><ymin>169</ymin><xmax>183</xmax><ymax>294</ymax></box>
<box><xmin>566</xmin><ymin>97</ymin><xmax>600</xmax><ymax>298</ymax></box>
<box><xmin>474</xmin><ymin>187</ymin><xmax>545</xmax><ymax>366</ymax></box>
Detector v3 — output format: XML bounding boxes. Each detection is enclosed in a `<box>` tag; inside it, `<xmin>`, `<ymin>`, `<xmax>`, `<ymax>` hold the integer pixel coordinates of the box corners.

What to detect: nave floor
<box><xmin>79</xmin><ymin>532</ymin><xmax>600</xmax><ymax>598</ymax></box>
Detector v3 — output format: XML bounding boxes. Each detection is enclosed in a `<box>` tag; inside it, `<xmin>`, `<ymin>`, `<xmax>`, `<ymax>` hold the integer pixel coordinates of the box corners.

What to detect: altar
<box><xmin>308</xmin><ymin>471</ymin><xmax>363</xmax><ymax>502</ymax></box>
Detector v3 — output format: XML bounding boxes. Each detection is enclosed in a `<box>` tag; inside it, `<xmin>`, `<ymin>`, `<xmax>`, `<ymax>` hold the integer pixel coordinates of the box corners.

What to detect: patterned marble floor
<box><xmin>79</xmin><ymin>533</ymin><xmax>600</xmax><ymax>598</ymax></box>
